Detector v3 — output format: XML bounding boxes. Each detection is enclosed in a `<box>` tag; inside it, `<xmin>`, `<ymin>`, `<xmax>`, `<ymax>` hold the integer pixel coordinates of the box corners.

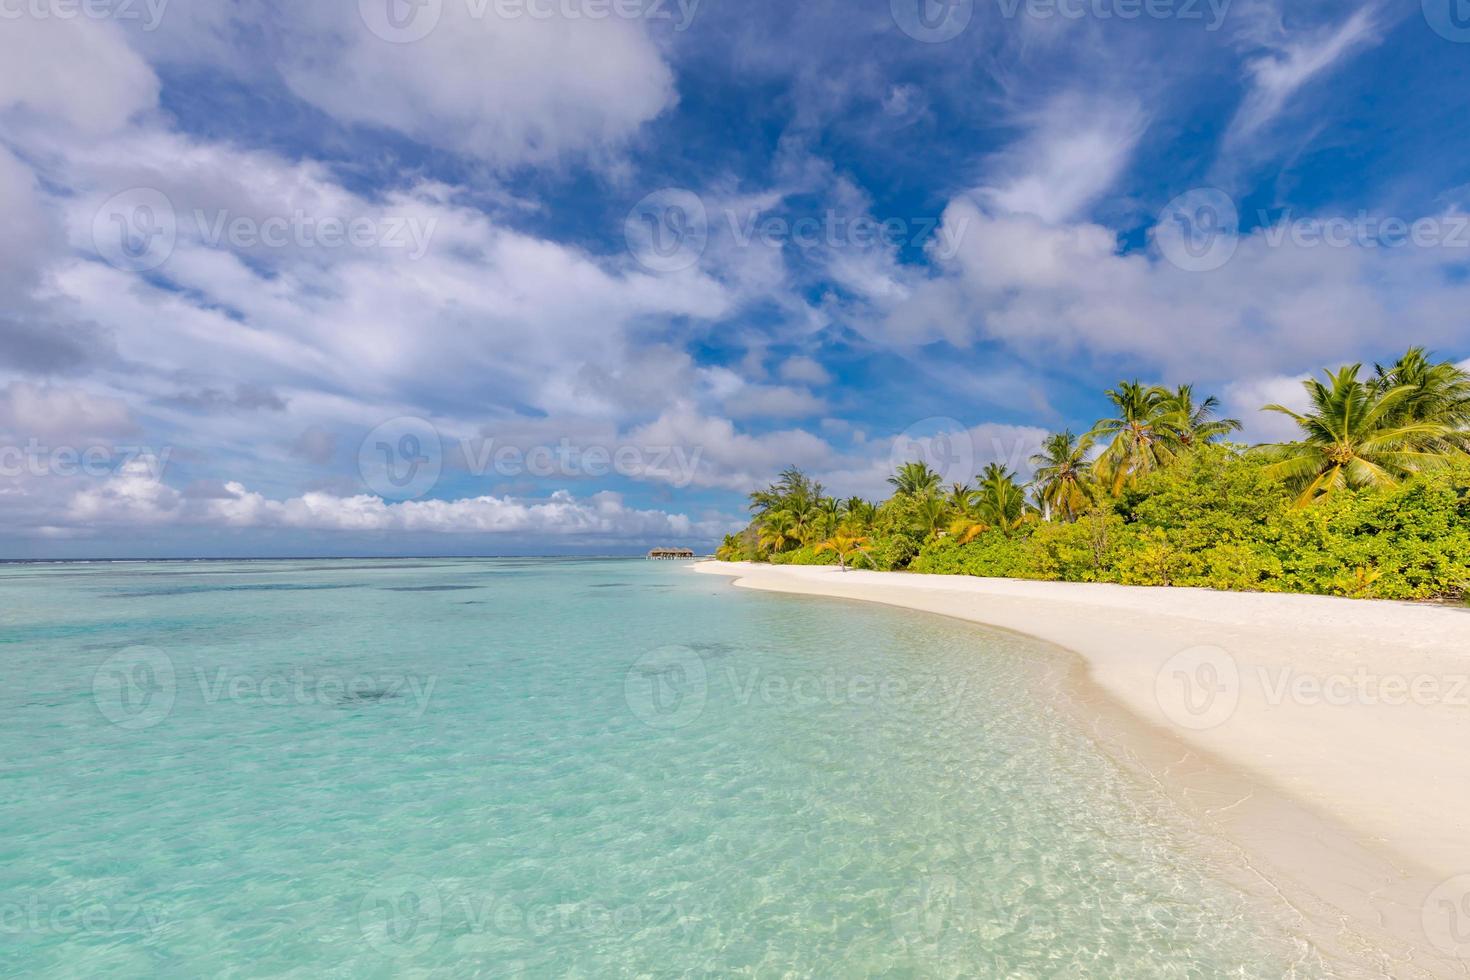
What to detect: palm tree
<box><xmin>715</xmin><ymin>533</ymin><xmax>744</xmax><ymax>562</ymax></box>
<box><xmin>1089</xmin><ymin>381</ymin><xmax>1180</xmax><ymax>493</ymax></box>
<box><xmin>1030</xmin><ymin>430</ymin><xmax>1095</xmax><ymax>522</ymax></box>
<box><xmin>911</xmin><ymin>495</ymin><xmax>949</xmax><ymax>539</ymax></box>
<box><xmin>814</xmin><ymin>533</ymin><xmax>871</xmax><ymax>571</ymax></box>
<box><xmin>973</xmin><ymin>463</ymin><xmax>1035</xmax><ymax>531</ymax></box>
<box><xmin>1372</xmin><ymin>347</ymin><xmax>1470</xmax><ymax>447</ymax></box>
<box><xmin>888</xmin><ymin>460</ymin><xmax>943</xmax><ymax>497</ymax></box>
<box><xmin>1263</xmin><ymin>365</ymin><xmax>1454</xmax><ymax>506</ymax></box>
<box><xmin>946</xmin><ymin>482</ymin><xmax>975</xmax><ymax>511</ymax></box>
<box><xmin>842</xmin><ymin>497</ymin><xmax>877</xmax><ymax>532</ymax></box>
<box><xmin>757</xmin><ymin>510</ymin><xmax>800</xmax><ymax>553</ymax></box>
<box><xmin>1162</xmin><ymin>385</ymin><xmax>1242</xmax><ymax>447</ymax></box>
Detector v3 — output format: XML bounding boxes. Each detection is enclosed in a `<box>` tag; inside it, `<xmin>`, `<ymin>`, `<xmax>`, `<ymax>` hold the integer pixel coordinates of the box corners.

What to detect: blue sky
<box><xmin>0</xmin><ymin>0</ymin><xmax>1468</xmax><ymax>557</ymax></box>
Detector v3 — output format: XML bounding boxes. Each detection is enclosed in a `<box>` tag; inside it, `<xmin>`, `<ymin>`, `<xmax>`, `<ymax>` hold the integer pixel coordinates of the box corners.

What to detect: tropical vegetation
<box><xmin>713</xmin><ymin>348</ymin><xmax>1470</xmax><ymax>601</ymax></box>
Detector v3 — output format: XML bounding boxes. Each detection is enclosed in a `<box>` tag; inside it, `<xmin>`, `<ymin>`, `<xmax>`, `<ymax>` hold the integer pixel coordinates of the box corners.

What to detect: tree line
<box><xmin>716</xmin><ymin>348</ymin><xmax>1470</xmax><ymax>600</ymax></box>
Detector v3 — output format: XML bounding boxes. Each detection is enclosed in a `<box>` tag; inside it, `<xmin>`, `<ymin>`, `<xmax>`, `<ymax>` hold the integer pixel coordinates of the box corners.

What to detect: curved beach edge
<box><xmin>691</xmin><ymin>560</ymin><xmax>1470</xmax><ymax>978</ymax></box>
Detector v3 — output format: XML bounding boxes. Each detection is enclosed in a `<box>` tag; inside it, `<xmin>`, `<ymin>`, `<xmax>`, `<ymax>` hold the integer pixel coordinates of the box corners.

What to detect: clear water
<box><xmin>0</xmin><ymin>558</ymin><xmax>1319</xmax><ymax>976</ymax></box>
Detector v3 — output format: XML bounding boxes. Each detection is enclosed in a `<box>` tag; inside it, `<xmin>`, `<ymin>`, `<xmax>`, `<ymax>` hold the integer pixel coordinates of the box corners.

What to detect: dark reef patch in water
<box><xmin>105</xmin><ymin>583</ymin><xmax>364</xmax><ymax>598</ymax></box>
<box><xmin>336</xmin><ymin>689</ymin><xmax>401</xmax><ymax>705</ymax></box>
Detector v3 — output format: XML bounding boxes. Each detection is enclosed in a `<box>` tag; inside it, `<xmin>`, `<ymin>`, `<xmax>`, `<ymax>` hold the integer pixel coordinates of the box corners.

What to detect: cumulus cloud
<box><xmin>275</xmin><ymin>4</ymin><xmax>676</xmax><ymax>167</ymax></box>
<box><xmin>62</xmin><ymin>456</ymin><xmax>734</xmax><ymax>539</ymax></box>
<box><xmin>871</xmin><ymin>196</ymin><xmax>1470</xmax><ymax>382</ymax></box>
<box><xmin>0</xmin><ymin>15</ymin><xmax>159</xmax><ymax>134</ymax></box>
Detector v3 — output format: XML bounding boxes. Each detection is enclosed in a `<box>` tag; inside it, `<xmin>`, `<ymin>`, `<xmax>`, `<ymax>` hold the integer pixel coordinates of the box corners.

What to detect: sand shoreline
<box><xmin>693</xmin><ymin>560</ymin><xmax>1470</xmax><ymax>976</ymax></box>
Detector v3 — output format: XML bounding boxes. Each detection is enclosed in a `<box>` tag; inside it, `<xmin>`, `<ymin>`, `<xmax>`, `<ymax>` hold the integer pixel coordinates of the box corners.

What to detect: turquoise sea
<box><xmin>1</xmin><ymin>558</ymin><xmax>1321</xmax><ymax>976</ymax></box>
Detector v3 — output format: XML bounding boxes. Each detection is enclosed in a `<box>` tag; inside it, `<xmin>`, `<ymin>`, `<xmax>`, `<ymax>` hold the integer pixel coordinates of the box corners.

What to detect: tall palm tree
<box><xmin>1030</xmin><ymin>430</ymin><xmax>1095</xmax><ymax>522</ymax></box>
<box><xmin>1162</xmin><ymin>385</ymin><xmax>1242</xmax><ymax>447</ymax></box>
<box><xmin>1089</xmin><ymin>381</ymin><xmax>1180</xmax><ymax>493</ymax></box>
<box><xmin>911</xmin><ymin>495</ymin><xmax>949</xmax><ymax>539</ymax></box>
<box><xmin>974</xmin><ymin>463</ymin><xmax>1034</xmax><ymax>530</ymax></box>
<box><xmin>1263</xmin><ymin>365</ymin><xmax>1454</xmax><ymax>506</ymax></box>
<box><xmin>945</xmin><ymin>482</ymin><xmax>976</xmax><ymax>512</ymax></box>
<box><xmin>842</xmin><ymin>497</ymin><xmax>877</xmax><ymax>532</ymax></box>
<box><xmin>1372</xmin><ymin>347</ymin><xmax>1470</xmax><ymax>447</ymax></box>
<box><xmin>812</xmin><ymin>496</ymin><xmax>843</xmax><ymax>542</ymax></box>
<box><xmin>888</xmin><ymin>460</ymin><xmax>943</xmax><ymax>497</ymax></box>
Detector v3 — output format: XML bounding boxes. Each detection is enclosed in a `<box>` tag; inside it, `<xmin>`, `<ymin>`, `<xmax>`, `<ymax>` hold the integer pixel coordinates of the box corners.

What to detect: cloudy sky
<box><xmin>0</xmin><ymin>0</ymin><xmax>1467</xmax><ymax>557</ymax></box>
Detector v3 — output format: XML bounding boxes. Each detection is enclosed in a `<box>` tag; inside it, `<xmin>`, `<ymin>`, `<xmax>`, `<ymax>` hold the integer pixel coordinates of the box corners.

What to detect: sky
<box><xmin>0</xmin><ymin>0</ymin><xmax>1468</xmax><ymax>558</ymax></box>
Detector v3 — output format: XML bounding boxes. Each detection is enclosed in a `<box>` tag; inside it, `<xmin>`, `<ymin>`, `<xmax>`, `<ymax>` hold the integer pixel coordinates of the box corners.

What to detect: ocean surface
<box><xmin>0</xmin><ymin>558</ymin><xmax>1321</xmax><ymax>976</ymax></box>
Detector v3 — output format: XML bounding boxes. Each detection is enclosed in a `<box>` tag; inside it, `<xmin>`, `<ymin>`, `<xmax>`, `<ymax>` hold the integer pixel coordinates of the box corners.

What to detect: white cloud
<box><xmin>1224</xmin><ymin>6</ymin><xmax>1380</xmax><ymax>150</ymax></box>
<box><xmin>870</xmin><ymin>196</ymin><xmax>1470</xmax><ymax>383</ymax></box>
<box><xmin>1222</xmin><ymin>373</ymin><xmax>1313</xmax><ymax>444</ymax></box>
<box><xmin>61</xmin><ymin>456</ymin><xmax>734</xmax><ymax>539</ymax></box>
<box><xmin>0</xmin><ymin>382</ymin><xmax>135</xmax><ymax>441</ymax></box>
<box><xmin>778</xmin><ymin>356</ymin><xmax>830</xmax><ymax>386</ymax></box>
<box><xmin>276</xmin><ymin>4</ymin><xmax>676</xmax><ymax>167</ymax></box>
<box><xmin>0</xmin><ymin>16</ymin><xmax>158</xmax><ymax>134</ymax></box>
<box><xmin>976</xmin><ymin>93</ymin><xmax>1148</xmax><ymax>225</ymax></box>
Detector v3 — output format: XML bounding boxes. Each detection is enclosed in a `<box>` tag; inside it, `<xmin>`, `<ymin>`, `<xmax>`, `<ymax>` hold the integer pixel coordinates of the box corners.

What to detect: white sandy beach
<box><xmin>694</xmin><ymin>560</ymin><xmax>1470</xmax><ymax>976</ymax></box>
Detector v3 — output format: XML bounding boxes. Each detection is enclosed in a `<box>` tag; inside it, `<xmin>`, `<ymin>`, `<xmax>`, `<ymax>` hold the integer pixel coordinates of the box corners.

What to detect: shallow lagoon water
<box><xmin>0</xmin><ymin>558</ymin><xmax>1320</xmax><ymax>975</ymax></box>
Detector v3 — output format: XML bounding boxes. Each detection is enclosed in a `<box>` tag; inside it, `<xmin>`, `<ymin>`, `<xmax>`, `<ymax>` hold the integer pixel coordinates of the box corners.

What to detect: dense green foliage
<box><xmin>716</xmin><ymin>349</ymin><xmax>1470</xmax><ymax>601</ymax></box>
